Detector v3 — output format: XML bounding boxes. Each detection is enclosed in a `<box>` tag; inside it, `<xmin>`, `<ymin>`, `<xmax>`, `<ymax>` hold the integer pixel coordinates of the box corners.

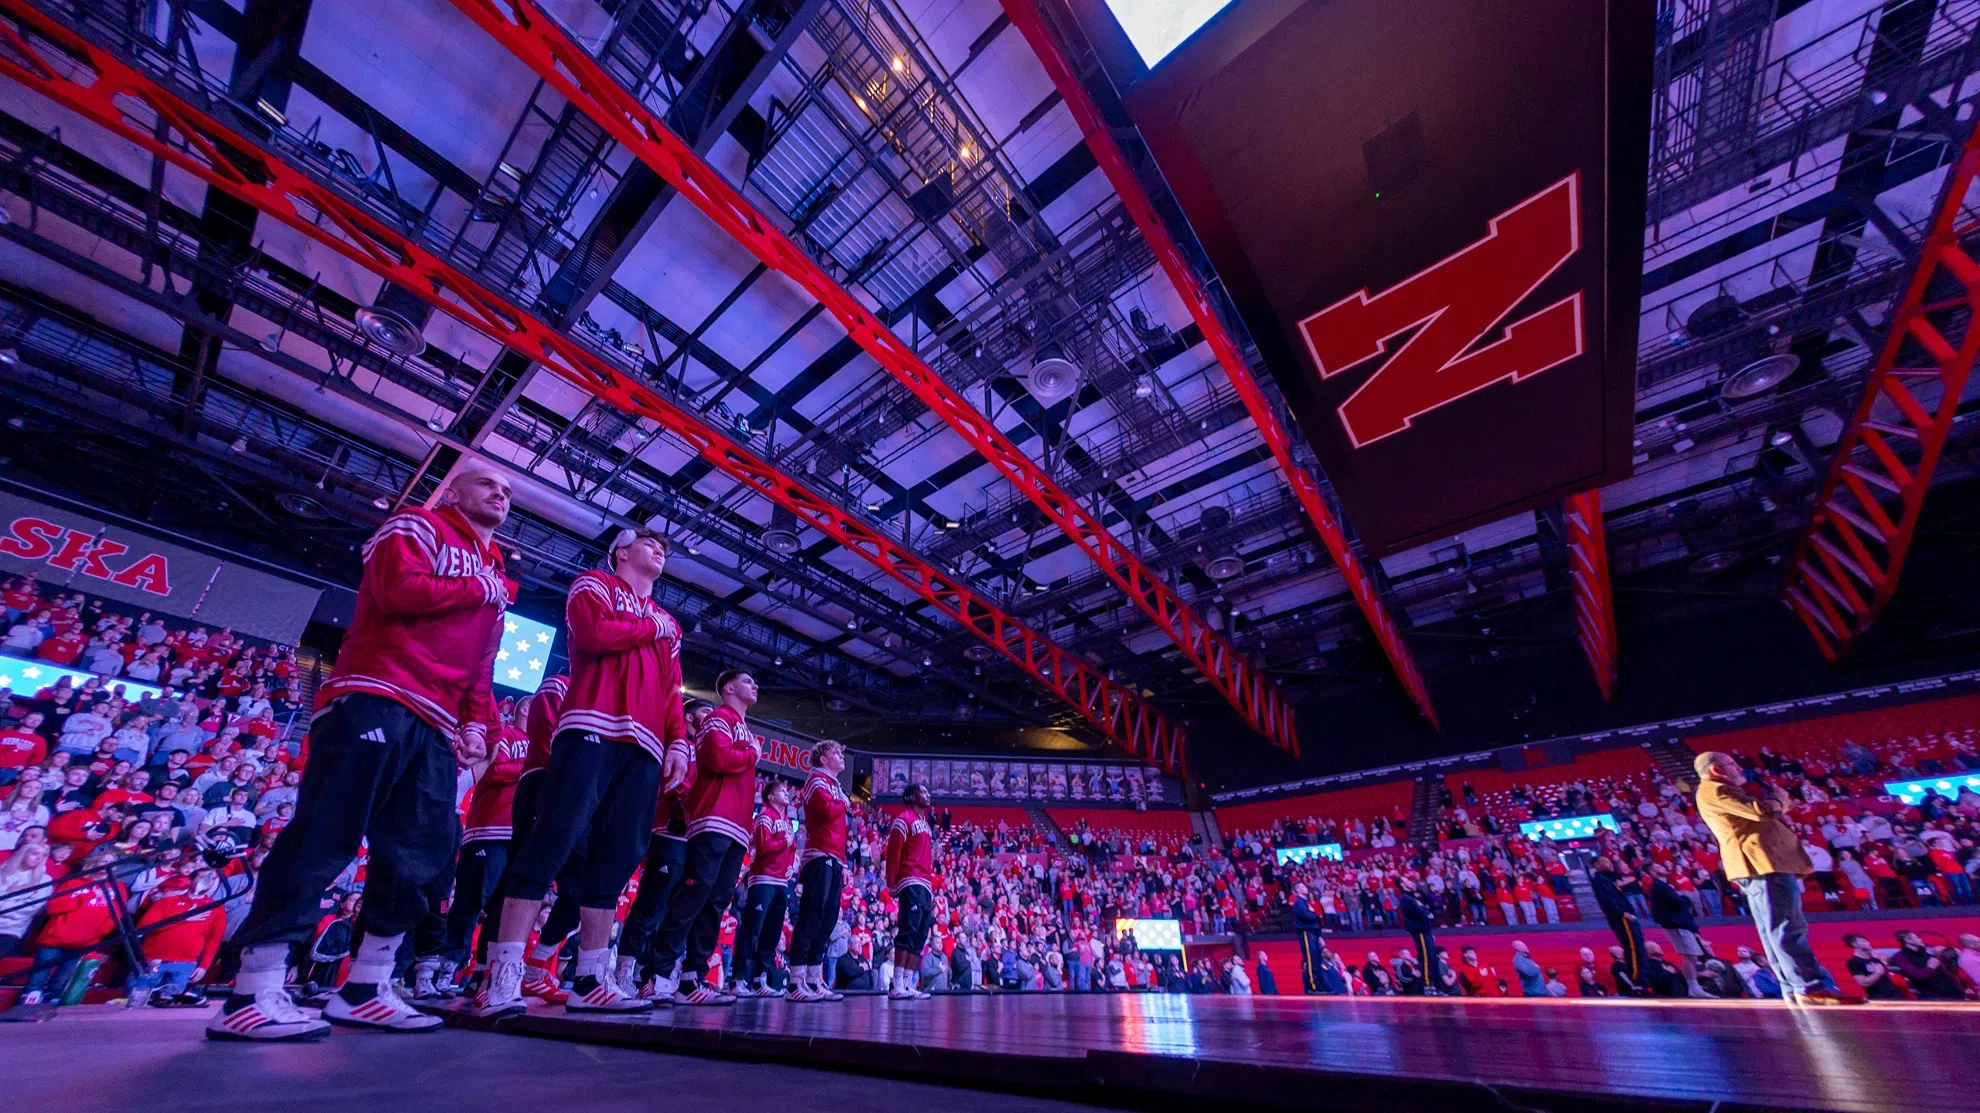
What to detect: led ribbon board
<box><xmin>1274</xmin><ymin>842</ymin><xmax>1344</xmax><ymax>865</ymax></box>
<box><xmin>0</xmin><ymin>654</ymin><xmax>163</xmax><ymax>700</ymax></box>
<box><xmin>493</xmin><ymin>612</ymin><xmax>558</xmax><ymax>694</ymax></box>
<box><xmin>1885</xmin><ymin>776</ymin><xmax>1980</xmax><ymax>805</ymax></box>
<box><xmin>1518</xmin><ymin>813</ymin><xmax>1619</xmax><ymax>841</ymax></box>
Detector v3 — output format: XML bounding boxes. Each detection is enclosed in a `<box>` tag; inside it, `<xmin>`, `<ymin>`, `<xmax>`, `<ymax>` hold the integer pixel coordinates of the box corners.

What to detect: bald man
<box><xmin>210</xmin><ymin>463</ymin><xmax>515</xmax><ymax>1041</ymax></box>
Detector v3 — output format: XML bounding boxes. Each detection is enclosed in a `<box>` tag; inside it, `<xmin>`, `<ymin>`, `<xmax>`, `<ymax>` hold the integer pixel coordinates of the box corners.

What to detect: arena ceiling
<box><xmin>2</xmin><ymin>0</ymin><xmax>1980</xmax><ymax>758</ymax></box>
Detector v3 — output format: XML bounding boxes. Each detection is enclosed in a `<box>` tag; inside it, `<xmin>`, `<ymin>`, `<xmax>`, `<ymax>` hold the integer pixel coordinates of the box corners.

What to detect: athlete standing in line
<box><xmin>732</xmin><ymin>777</ymin><xmax>795</xmax><ymax>995</ymax></box>
<box><xmin>643</xmin><ymin>668</ymin><xmax>760</xmax><ymax>1005</ymax></box>
<box><xmin>476</xmin><ymin>529</ymin><xmax>686</xmax><ymax>1016</ymax></box>
<box><xmin>208</xmin><ymin>463</ymin><xmax>512</xmax><ymax>1041</ymax></box>
<box><xmin>616</xmin><ymin>700</ymin><xmax>711</xmax><ymax>997</ymax></box>
<box><xmin>787</xmin><ymin>740</ymin><xmax>847</xmax><ymax>1002</ymax></box>
<box><xmin>410</xmin><ymin>705</ymin><xmax>525</xmax><ymax>997</ymax></box>
<box><xmin>485</xmin><ymin>673</ymin><xmax>576</xmax><ymax>1003</ymax></box>
<box><xmin>884</xmin><ymin>783</ymin><xmax>936</xmax><ymax>1002</ymax></box>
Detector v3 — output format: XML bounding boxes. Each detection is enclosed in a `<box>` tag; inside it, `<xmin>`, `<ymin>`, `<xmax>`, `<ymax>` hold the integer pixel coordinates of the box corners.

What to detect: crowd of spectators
<box><xmin>5</xmin><ymin>592</ymin><xmax>1980</xmax><ymax>1011</ymax></box>
<box><xmin>1262</xmin><ymin>926</ymin><xmax>1980</xmax><ymax>1001</ymax></box>
<box><xmin>0</xmin><ymin>575</ymin><xmax>308</xmax><ymax>1010</ymax></box>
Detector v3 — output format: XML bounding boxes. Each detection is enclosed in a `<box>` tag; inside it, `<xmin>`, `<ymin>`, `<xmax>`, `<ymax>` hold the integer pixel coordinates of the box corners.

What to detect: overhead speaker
<box><xmin>276</xmin><ymin>493</ymin><xmax>332</xmax><ymax>520</ymax></box>
<box><xmin>1205</xmin><ymin>552</ymin><xmax>1246</xmax><ymax>580</ymax></box>
<box><xmin>1198</xmin><ymin>505</ymin><xmax>1233</xmax><ymax>532</ymax></box>
<box><xmin>1721</xmin><ymin>353</ymin><xmax>1799</xmax><ymax>400</ymax></box>
<box><xmin>764</xmin><ymin>507</ymin><xmax>802</xmax><ymax>554</ymax></box>
<box><xmin>355</xmin><ymin>305</ymin><xmax>427</xmax><ymax>357</ymax></box>
<box><xmin>1026</xmin><ymin>357</ymin><xmax>1081</xmax><ymax>404</ymax></box>
<box><xmin>1689</xmin><ymin>550</ymin><xmax>1743</xmax><ymax>576</ymax></box>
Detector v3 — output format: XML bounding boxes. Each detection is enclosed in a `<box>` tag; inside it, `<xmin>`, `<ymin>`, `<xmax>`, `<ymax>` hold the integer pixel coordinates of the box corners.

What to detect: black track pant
<box><xmin>788</xmin><ymin>857</ymin><xmax>843</xmax><ymax>967</ymax></box>
<box><xmin>621</xmin><ymin>834</ymin><xmax>687</xmax><ymax>973</ymax></box>
<box><xmin>650</xmin><ymin>832</ymin><xmax>744</xmax><ymax>981</ymax></box>
<box><xmin>733</xmin><ymin>881</ymin><xmax>788</xmax><ymax>984</ymax></box>
<box><xmin>894</xmin><ymin>885</ymin><xmax>933</xmax><ymax>957</ymax></box>
<box><xmin>487</xmin><ymin>773</ymin><xmax>577</xmax><ymax>959</ymax></box>
<box><xmin>430</xmin><ymin>839</ymin><xmax>507</xmax><ymax>965</ymax></box>
<box><xmin>234</xmin><ymin>695</ymin><xmax>460</xmax><ymax>948</ymax></box>
<box><xmin>506</xmin><ymin>730</ymin><xmax>658</xmax><ymax>908</ymax></box>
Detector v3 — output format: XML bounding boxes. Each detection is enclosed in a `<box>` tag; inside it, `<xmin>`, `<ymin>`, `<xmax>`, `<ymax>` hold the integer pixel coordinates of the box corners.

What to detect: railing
<box><xmin>0</xmin><ymin>841</ymin><xmax>255</xmax><ymax>999</ymax></box>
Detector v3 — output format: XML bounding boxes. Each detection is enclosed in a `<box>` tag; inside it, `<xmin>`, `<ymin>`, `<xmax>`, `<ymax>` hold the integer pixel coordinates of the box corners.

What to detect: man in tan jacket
<box><xmin>1693</xmin><ymin>751</ymin><xmax>1845</xmax><ymax>1004</ymax></box>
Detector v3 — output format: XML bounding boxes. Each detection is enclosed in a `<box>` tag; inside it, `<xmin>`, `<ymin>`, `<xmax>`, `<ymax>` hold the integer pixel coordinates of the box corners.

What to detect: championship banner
<box><xmin>0</xmin><ymin>490</ymin><xmax>322</xmax><ymax>643</ymax></box>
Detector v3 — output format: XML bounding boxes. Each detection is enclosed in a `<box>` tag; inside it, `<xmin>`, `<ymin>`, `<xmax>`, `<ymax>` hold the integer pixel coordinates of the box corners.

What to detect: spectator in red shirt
<box><xmin>35</xmin><ymin>627</ymin><xmax>87</xmax><ymax>666</ymax></box>
<box><xmin>1</xmin><ymin>574</ymin><xmax>42</xmax><ymax>620</ymax></box>
<box><xmin>133</xmin><ymin>868</ymin><xmax>228</xmax><ymax>1002</ymax></box>
<box><xmin>0</xmin><ymin>713</ymin><xmax>47</xmax><ymax>778</ymax></box>
<box><xmin>9</xmin><ymin>846</ymin><xmax>126</xmax><ymax>1012</ymax></box>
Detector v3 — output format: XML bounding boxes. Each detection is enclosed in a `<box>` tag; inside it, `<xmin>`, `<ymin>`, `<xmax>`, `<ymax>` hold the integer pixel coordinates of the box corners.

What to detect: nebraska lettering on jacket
<box><xmin>745</xmin><ymin>803</ymin><xmax>795</xmax><ymax>886</ymax></box>
<box><xmin>519</xmin><ymin>674</ymin><xmax>567</xmax><ymax>777</ymax></box>
<box><xmin>673</xmin><ymin>706</ymin><xmax>758</xmax><ymax>846</ymax></box>
<box><xmin>798</xmin><ymin>771</ymin><xmax>848</xmax><ymax>866</ymax></box>
<box><xmin>316</xmin><ymin>506</ymin><xmax>507</xmax><ymax>747</ymax></box>
<box><xmin>462</xmin><ymin>726</ymin><xmax>528</xmax><ymax>843</ymax></box>
<box><xmin>884</xmin><ymin>811</ymin><xmax>935</xmax><ymax>897</ymax></box>
<box><xmin>556</xmin><ymin>571</ymin><xmax>687</xmax><ymax>762</ymax></box>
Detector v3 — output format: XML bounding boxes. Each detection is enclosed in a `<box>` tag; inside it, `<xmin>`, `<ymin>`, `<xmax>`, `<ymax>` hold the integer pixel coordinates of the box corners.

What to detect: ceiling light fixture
<box><xmin>371</xmin><ymin>496</ymin><xmax>390</xmax><ymax>510</ymax></box>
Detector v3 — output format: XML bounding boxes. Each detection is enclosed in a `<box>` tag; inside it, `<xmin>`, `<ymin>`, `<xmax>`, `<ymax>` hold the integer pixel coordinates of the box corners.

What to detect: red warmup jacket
<box><xmin>883</xmin><ymin>809</ymin><xmax>935</xmax><ymax>897</ymax></box>
<box><xmin>674</xmin><ymin>706</ymin><xmax>758</xmax><ymax>846</ymax></box>
<box><xmin>315</xmin><ymin>506</ymin><xmax>508</xmax><ymax>751</ymax></box>
<box><xmin>556</xmin><ymin>571</ymin><xmax>687</xmax><ymax>763</ymax></box>
<box><xmin>519</xmin><ymin>674</ymin><xmax>567</xmax><ymax>778</ymax></box>
<box><xmin>745</xmin><ymin>804</ymin><xmax>795</xmax><ymax>887</ymax></box>
<box><xmin>138</xmin><ymin>891</ymin><xmax>226</xmax><ymax>967</ymax></box>
<box><xmin>798</xmin><ymin>771</ymin><xmax>848</xmax><ymax>866</ymax></box>
<box><xmin>36</xmin><ymin>876</ymin><xmax>127</xmax><ymax>949</ymax></box>
<box><xmin>462</xmin><ymin>726</ymin><xmax>527</xmax><ymax>843</ymax></box>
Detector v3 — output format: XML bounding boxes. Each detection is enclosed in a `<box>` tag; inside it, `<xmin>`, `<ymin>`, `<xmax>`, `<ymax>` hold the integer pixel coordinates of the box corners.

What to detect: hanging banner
<box><xmin>1073</xmin><ymin>0</ymin><xmax>1653</xmax><ymax>554</ymax></box>
<box><xmin>0</xmin><ymin>490</ymin><xmax>322</xmax><ymax>643</ymax></box>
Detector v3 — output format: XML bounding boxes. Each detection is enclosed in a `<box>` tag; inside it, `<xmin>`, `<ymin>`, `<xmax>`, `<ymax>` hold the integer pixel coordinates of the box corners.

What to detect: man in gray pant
<box><xmin>1693</xmin><ymin>752</ymin><xmax>1848</xmax><ymax>1005</ymax></box>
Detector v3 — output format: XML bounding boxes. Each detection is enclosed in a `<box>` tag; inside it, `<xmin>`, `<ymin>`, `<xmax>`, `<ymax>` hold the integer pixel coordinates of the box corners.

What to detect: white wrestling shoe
<box><xmin>205</xmin><ymin>989</ymin><xmax>332</xmax><ymax>1042</ymax></box>
<box><xmin>472</xmin><ymin>958</ymin><xmax>528</xmax><ymax>1019</ymax></box>
<box><xmin>323</xmin><ymin>981</ymin><xmax>443</xmax><ymax>1032</ymax></box>
<box><xmin>567</xmin><ymin>974</ymin><xmax>655</xmax><ymax>1013</ymax></box>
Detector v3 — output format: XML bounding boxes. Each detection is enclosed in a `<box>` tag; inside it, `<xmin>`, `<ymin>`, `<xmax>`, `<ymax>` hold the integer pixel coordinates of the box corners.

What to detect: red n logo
<box><xmin>1298</xmin><ymin>174</ymin><xmax>1585</xmax><ymax>448</ymax></box>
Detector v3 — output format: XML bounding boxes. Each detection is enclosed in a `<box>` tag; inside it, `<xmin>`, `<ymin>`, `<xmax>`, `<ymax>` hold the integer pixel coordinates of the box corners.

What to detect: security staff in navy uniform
<box><xmin>1399</xmin><ymin>879</ymin><xmax>1445</xmax><ymax>995</ymax></box>
<box><xmin>1289</xmin><ymin>883</ymin><xmax>1328</xmax><ymax>993</ymax></box>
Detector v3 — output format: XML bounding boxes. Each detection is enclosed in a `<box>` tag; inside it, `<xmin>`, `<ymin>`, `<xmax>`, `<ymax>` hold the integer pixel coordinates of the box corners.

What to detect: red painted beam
<box><xmin>438</xmin><ymin>0</ymin><xmax>1296</xmax><ymax>754</ymax></box>
<box><xmin>1784</xmin><ymin>120</ymin><xmax>1980</xmax><ymax>660</ymax></box>
<box><xmin>1563</xmin><ymin>489</ymin><xmax>1616</xmax><ymax>701</ymax></box>
<box><xmin>0</xmin><ymin>1</ymin><xmax>1187</xmax><ymax>772</ymax></box>
<box><xmin>1000</xmin><ymin>0</ymin><xmax>1435</xmax><ymax>733</ymax></box>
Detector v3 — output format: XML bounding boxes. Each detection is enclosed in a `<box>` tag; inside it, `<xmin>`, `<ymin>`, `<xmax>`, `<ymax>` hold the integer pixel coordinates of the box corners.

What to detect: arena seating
<box><xmin>1047</xmin><ymin>806</ymin><xmax>1194</xmax><ymax>838</ymax></box>
<box><xmin>1213</xmin><ymin>780</ymin><xmax>1413</xmax><ymax>842</ymax></box>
